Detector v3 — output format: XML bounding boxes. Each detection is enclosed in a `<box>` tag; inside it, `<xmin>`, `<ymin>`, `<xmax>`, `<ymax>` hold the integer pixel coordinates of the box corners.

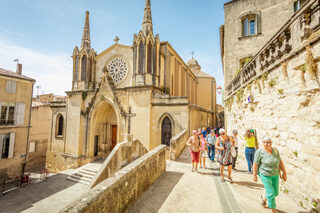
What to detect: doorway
<box><xmin>111</xmin><ymin>125</ymin><xmax>117</xmax><ymax>150</ymax></box>
<box><xmin>94</xmin><ymin>135</ymin><xmax>99</xmax><ymax>156</ymax></box>
<box><xmin>161</xmin><ymin>117</ymin><xmax>172</xmax><ymax>146</ymax></box>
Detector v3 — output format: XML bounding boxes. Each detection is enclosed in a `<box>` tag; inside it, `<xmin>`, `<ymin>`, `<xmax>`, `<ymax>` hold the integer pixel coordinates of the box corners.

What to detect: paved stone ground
<box><xmin>129</xmin><ymin>148</ymin><xmax>306</xmax><ymax>213</ymax></box>
<box><xmin>0</xmin><ymin>169</ymin><xmax>87</xmax><ymax>213</ymax></box>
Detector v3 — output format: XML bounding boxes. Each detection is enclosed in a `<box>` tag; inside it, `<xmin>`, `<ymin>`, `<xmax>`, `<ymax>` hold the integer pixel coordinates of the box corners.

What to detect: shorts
<box><xmin>190</xmin><ymin>150</ymin><xmax>200</xmax><ymax>163</ymax></box>
<box><xmin>200</xmin><ymin>150</ymin><xmax>207</xmax><ymax>158</ymax></box>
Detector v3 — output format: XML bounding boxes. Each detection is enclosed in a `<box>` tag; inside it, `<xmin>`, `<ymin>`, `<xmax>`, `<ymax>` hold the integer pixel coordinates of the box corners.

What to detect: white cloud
<box><xmin>0</xmin><ymin>39</ymin><xmax>72</xmax><ymax>96</ymax></box>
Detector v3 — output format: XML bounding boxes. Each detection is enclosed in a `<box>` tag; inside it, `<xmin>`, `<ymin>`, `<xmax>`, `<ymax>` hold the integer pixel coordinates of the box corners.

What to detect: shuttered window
<box><xmin>15</xmin><ymin>103</ymin><xmax>25</xmax><ymax>125</ymax></box>
<box><xmin>0</xmin><ymin>133</ymin><xmax>15</xmax><ymax>159</ymax></box>
<box><xmin>6</xmin><ymin>80</ymin><xmax>16</xmax><ymax>94</ymax></box>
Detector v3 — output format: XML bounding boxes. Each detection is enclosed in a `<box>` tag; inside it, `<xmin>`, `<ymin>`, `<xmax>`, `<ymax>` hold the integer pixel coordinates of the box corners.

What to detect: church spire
<box><xmin>81</xmin><ymin>11</ymin><xmax>91</xmax><ymax>49</ymax></box>
<box><xmin>142</xmin><ymin>0</ymin><xmax>153</xmax><ymax>35</ymax></box>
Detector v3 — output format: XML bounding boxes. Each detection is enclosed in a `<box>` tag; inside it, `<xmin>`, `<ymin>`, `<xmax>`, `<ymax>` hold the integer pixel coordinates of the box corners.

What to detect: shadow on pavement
<box><xmin>129</xmin><ymin>171</ymin><xmax>184</xmax><ymax>213</ymax></box>
<box><xmin>0</xmin><ymin>173</ymin><xmax>78</xmax><ymax>213</ymax></box>
<box><xmin>233</xmin><ymin>181</ymin><xmax>264</xmax><ymax>189</ymax></box>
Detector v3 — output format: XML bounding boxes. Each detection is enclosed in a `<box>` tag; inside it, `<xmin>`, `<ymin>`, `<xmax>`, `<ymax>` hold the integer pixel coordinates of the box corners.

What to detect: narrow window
<box><xmin>57</xmin><ymin>115</ymin><xmax>64</xmax><ymax>136</ymax></box>
<box><xmin>7</xmin><ymin>104</ymin><xmax>15</xmax><ymax>125</ymax></box>
<box><xmin>138</xmin><ymin>42</ymin><xmax>145</xmax><ymax>73</ymax></box>
<box><xmin>243</xmin><ymin>17</ymin><xmax>248</xmax><ymax>36</ymax></box>
<box><xmin>0</xmin><ymin>104</ymin><xmax>7</xmax><ymax>125</ymax></box>
<box><xmin>81</xmin><ymin>55</ymin><xmax>87</xmax><ymax>81</ymax></box>
<box><xmin>147</xmin><ymin>41</ymin><xmax>152</xmax><ymax>74</ymax></box>
<box><xmin>75</xmin><ymin>56</ymin><xmax>79</xmax><ymax>81</ymax></box>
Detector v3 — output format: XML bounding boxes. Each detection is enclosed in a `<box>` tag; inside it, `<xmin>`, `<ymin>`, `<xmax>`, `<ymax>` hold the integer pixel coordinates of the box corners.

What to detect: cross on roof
<box><xmin>191</xmin><ymin>51</ymin><xmax>194</xmax><ymax>59</ymax></box>
<box><xmin>114</xmin><ymin>36</ymin><xmax>120</xmax><ymax>45</ymax></box>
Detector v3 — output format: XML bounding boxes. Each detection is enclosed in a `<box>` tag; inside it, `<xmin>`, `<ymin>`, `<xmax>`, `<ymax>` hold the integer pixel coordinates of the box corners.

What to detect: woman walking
<box><xmin>231</xmin><ymin>130</ymin><xmax>239</xmax><ymax>169</ymax></box>
<box><xmin>253</xmin><ymin>137</ymin><xmax>287</xmax><ymax>213</ymax></box>
<box><xmin>244</xmin><ymin>129</ymin><xmax>256</xmax><ymax>174</ymax></box>
<box><xmin>187</xmin><ymin>130</ymin><xmax>201</xmax><ymax>172</ymax></box>
<box><xmin>199</xmin><ymin>134</ymin><xmax>208</xmax><ymax>168</ymax></box>
<box><xmin>215</xmin><ymin>129</ymin><xmax>235</xmax><ymax>182</ymax></box>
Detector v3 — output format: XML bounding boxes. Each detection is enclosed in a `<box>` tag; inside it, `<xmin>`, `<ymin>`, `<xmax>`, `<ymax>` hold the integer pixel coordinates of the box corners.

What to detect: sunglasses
<box><xmin>263</xmin><ymin>141</ymin><xmax>272</xmax><ymax>145</ymax></box>
<box><xmin>220</xmin><ymin>133</ymin><xmax>226</xmax><ymax>135</ymax></box>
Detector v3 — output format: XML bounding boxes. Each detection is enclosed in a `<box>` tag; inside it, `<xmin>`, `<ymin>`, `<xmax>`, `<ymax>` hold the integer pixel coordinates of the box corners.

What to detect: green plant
<box><xmin>293</xmin><ymin>151</ymin><xmax>298</xmax><ymax>157</ymax></box>
<box><xmin>299</xmin><ymin>201</ymin><xmax>304</xmax><ymax>207</ymax></box>
<box><xmin>312</xmin><ymin>200</ymin><xmax>318</xmax><ymax>208</ymax></box>
<box><xmin>284</xmin><ymin>188</ymin><xmax>289</xmax><ymax>194</ymax></box>
<box><xmin>236</xmin><ymin>88</ymin><xmax>244</xmax><ymax>102</ymax></box>
<box><xmin>236</xmin><ymin>68</ymin><xmax>241</xmax><ymax>75</ymax></box>
<box><xmin>268</xmin><ymin>78</ymin><xmax>277</xmax><ymax>87</ymax></box>
<box><xmin>82</xmin><ymin>92</ymin><xmax>87</xmax><ymax>100</ymax></box>
<box><xmin>262</xmin><ymin>72</ymin><xmax>269</xmax><ymax>81</ymax></box>
<box><xmin>278</xmin><ymin>89</ymin><xmax>283</xmax><ymax>94</ymax></box>
<box><xmin>305</xmin><ymin>198</ymin><xmax>309</xmax><ymax>201</ymax></box>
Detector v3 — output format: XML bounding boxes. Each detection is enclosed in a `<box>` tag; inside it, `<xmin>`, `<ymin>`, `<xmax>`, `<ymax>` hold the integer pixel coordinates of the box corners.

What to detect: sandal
<box><xmin>228</xmin><ymin>177</ymin><xmax>233</xmax><ymax>183</ymax></box>
<box><xmin>261</xmin><ymin>195</ymin><xmax>267</xmax><ymax>208</ymax></box>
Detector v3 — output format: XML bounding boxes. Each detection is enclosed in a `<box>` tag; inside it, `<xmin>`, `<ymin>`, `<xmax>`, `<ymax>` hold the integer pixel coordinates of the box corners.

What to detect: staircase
<box><xmin>67</xmin><ymin>159</ymin><xmax>104</xmax><ymax>185</ymax></box>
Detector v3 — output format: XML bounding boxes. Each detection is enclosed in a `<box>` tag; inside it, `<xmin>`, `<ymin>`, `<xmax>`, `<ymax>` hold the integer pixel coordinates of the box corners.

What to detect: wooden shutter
<box><xmin>6</xmin><ymin>80</ymin><xmax>11</xmax><ymax>93</ymax></box>
<box><xmin>11</xmin><ymin>81</ymin><xmax>16</xmax><ymax>93</ymax></box>
<box><xmin>15</xmin><ymin>103</ymin><xmax>25</xmax><ymax>125</ymax></box>
<box><xmin>0</xmin><ymin>134</ymin><xmax>3</xmax><ymax>159</ymax></box>
<box><xmin>8</xmin><ymin>133</ymin><xmax>15</xmax><ymax>158</ymax></box>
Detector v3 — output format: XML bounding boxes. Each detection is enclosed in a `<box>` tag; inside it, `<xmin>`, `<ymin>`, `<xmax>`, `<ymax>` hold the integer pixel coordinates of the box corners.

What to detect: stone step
<box><xmin>74</xmin><ymin>172</ymin><xmax>95</xmax><ymax>179</ymax></box>
<box><xmin>82</xmin><ymin>168</ymin><xmax>98</xmax><ymax>174</ymax></box>
<box><xmin>67</xmin><ymin>176</ymin><xmax>90</xmax><ymax>185</ymax></box>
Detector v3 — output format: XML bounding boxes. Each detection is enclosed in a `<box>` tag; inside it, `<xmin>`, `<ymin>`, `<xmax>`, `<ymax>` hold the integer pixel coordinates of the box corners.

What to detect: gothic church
<box><xmin>46</xmin><ymin>0</ymin><xmax>216</xmax><ymax>172</ymax></box>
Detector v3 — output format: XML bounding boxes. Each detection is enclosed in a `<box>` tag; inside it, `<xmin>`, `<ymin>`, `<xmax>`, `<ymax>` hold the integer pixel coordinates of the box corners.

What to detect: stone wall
<box><xmin>225</xmin><ymin>0</ymin><xmax>320</xmax><ymax>209</ymax></box>
<box><xmin>60</xmin><ymin>145</ymin><xmax>166</xmax><ymax>213</ymax></box>
<box><xmin>169</xmin><ymin>129</ymin><xmax>188</xmax><ymax>160</ymax></box>
<box><xmin>89</xmin><ymin>137</ymin><xmax>148</xmax><ymax>189</ymax></box>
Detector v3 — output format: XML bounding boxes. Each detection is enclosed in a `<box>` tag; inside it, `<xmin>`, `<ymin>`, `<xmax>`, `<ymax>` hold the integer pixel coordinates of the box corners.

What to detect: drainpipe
<box><xmin>24</xmin><ymin>82</ymin><xmax>34</xmax><ymax>174</ymax></box>
<box><xmin>164</xmin><ymin>43</ymin><xmax>167</xmax><ymax>93</ymax></box>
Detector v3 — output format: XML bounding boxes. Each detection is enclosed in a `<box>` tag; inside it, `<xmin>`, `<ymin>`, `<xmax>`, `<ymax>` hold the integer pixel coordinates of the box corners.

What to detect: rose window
<box><xmin>107</xmin><ymin>58</ymin><xmax>128</xmax><ymax>84</ymax></box>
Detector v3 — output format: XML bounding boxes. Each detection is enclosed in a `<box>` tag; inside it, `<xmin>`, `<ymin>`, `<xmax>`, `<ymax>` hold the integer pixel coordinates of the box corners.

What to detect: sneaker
<box><xmin>220</xmin><ymin>177</ymin><xmax>225</xmax><ymax>182</ymax></box>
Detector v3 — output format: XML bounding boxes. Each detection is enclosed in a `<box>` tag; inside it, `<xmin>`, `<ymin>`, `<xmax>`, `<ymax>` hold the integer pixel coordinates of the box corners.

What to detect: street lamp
<box><xmin>217</xmin><ymin>86</ymin><xmax>222</xmax><ymax>94</ymax></box>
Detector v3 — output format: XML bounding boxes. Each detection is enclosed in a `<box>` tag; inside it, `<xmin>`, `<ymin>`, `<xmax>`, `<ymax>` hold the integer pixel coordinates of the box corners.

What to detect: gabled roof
<box><xmin>197</xmin><ymin>70</ymin><xmax>213</xmax><ymax>78</ymax></box>
<box><xmin>0</xmin><ymin>67</ymin><xmax>35</xmax><ymax>82</ymax></box>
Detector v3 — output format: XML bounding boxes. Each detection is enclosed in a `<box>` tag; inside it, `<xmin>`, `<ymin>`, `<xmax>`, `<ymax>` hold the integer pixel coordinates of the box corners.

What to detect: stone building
<box><xmin>27</xmin><ymin>94</ymin><xmax>66</xmax><ymax>172</ymax></box>
<box><xmin>0</xmin><ymin>65</ymin><xmax>35</xmax><ymax>182</ymax></box>
<box><xmin>221</xmin><ymin>0</ymin><xmax>298</xmax><ymax>87</ymax></box>
<box><xmin>46</xmin><ymin>0</ymin><xmax>216</xmax><ymax>172</ymax></box>
<box><xmin>221</xmin><ymin>0</ymin><xmax>320</xmax><ymax>209</ymax></box>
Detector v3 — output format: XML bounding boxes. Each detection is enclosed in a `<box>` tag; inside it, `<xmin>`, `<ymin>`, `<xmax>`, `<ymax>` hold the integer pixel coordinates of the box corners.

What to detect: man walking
<box><xmin>206</xmin><ymin>129</ymin><xmax>216</xmax><ymax>161</ymax></box>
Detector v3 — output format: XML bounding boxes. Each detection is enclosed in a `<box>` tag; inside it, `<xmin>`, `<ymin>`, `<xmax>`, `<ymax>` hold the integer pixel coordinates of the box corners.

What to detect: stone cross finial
<box><xmin>191</xmin><ymin>51</ymin><xmax>194</xmax><ymax>59</ymax></box>
<box><xmin>114</xmin><ymin>36</ymin><xmax>120</xmax><ymax>45</ymax></box>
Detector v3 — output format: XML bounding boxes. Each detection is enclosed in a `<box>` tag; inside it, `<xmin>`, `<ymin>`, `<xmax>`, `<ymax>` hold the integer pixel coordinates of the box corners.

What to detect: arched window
<box><xmin>88</xmin><ymin>58</ymin><xmax>92</xmax><ymax>82</ymax></box>
<box><xmin>56</xmin><ymin>115</ymin><xmax>64</xmax><ymax>136</ymax></box>
<box><xmin>138</xmin><ymin>42</ymin><xmax>145</xmax><ymax>74</ymax></box>
<box><xmin>161</xmin><ymin>116</ymin><xmax>172</xmax><ymax>146</ymax></box>
<box><xmin>147</xmin><ymin>41</ymin><xmax>152</xmax><ymax>74</ymax></box>
<box><xmin>81</xmin><ymin>55</ymin><xmax>87</xmax><ymax>81</ymax></box>
<box><xmin>242</xmin><ymin>14</ymin><xmax>258</xmax><ymax>36</ymax></box>
<box><xmin>75</xmin><ymin>56</ymin><xmax>79</xmax><ymax>81</ymax></box>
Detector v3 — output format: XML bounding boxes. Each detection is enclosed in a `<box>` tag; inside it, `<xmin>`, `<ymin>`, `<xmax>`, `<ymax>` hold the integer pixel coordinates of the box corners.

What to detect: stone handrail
<box><xmin>88</xmin><ymin>137</ymin><xmax>147</xmax><ymax>189</ymax></box>
<box><xmin>226</xmin><ymin>0</ymin><xmax>320</xmax><ymax>99</ymax></box>
<box><xmin>60</xmin><ymin>145</ymin><xmax>166</xmax><ymax>213</ymax></box>
<box><xmin>169</xmin><ymin>129</ymin><xmax>188</xmax><ymax>160</ymax></box>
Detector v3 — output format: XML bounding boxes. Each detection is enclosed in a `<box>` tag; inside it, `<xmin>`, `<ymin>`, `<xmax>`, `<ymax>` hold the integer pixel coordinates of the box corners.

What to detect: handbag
<box><xmin>231</xmin><ymin>146</ymin><xmax>237</xmax><ymax>157</ymax></box>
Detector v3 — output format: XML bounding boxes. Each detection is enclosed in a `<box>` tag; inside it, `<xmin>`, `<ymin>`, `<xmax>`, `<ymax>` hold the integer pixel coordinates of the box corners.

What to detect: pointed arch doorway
<box><xmin>90</xmin><ymin>100</ymin><xmax>118</xmax><ymax>157</ymax></box>
<box><xmin>161</xmin><ymin>116</ymin><xmax>172</xmax><ymax>146</ymax></box>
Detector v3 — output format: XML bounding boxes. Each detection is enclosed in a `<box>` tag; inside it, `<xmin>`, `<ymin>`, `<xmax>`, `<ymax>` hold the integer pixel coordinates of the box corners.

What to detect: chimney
<box><xmin>16</xmin><ymin>63</ymin><xmax>22</xmax><ymax>75</ymax></box>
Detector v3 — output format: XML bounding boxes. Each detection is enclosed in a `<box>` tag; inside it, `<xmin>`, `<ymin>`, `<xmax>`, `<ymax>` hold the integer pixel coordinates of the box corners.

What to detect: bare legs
<box><xmin>191</xmin><ymin>161</ymin><xmax>199</xmax><ymax>172</ymax></box>
<box><xmin>220</xmin><ymin>164</ymin><xmax>233</xmax><ymax>182</ymax></box>
<box><xmin>200</xmin><ymin>156</ymin><xmax>206</xmax><ymax>168</ymax></box>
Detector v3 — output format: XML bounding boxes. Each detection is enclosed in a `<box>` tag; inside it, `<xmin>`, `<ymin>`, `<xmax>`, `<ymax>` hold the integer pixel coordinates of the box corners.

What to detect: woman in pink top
<box><xmin>199</xmin><ymin>134</ymin><xmax>208</xmax><ymax>169</ymax></box>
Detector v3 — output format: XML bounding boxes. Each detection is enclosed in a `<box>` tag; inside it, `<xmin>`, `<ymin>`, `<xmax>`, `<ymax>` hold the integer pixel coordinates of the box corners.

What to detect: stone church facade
<box><xmin>46</xmin><ymin>0</ymin><xmax>216</xmax><ymax>172</ymax></box>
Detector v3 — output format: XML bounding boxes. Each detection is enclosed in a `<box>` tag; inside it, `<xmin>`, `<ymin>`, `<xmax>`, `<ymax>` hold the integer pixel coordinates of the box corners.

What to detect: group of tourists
<box><xmin>186</xmin><ymin>127</ymin><xmax>287</xmax><ymax>213</ymax></box>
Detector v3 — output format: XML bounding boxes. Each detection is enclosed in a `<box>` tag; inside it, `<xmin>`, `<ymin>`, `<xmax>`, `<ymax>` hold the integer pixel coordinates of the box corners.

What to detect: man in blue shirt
<box><xmin>206</xmin><ymin>129</ymin><xmax>216</xmax><ymax>161</ymax></box>
<box><xmin>201</xmin><ymin>127</ymin><xmax>207</xmax><ymax>138</ymax></box>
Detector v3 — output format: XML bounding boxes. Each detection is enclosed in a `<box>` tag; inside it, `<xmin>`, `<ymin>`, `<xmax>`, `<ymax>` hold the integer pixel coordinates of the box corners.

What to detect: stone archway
<box><xmin>89</xmin><ymin>100</ymin><xmax>118</xmax><ymax>157</ymax></box>
<box><xmin>161</xmin><ymin>116</ymin><xmax>172</xmax><ymax>146</ymax></box>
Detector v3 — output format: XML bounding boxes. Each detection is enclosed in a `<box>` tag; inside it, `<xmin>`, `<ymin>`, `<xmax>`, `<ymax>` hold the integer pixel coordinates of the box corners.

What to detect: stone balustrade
<box><xmin>60</xmin><ymin>145</ymin><xmax>166</xmax><ymax>213</ymax></box>
<box><xmin>169</xmin><ymin>129</ymin><xmax>188</xmax><ymax>160</ymax></box>
<box><xmin>226</xmin><ymin>0</ymin><xmax>320</xmax><ymax>99</ymax></box>
<box><xmin>89</xmin><ymin>136</ymin><xmax>147</xmax><ymax>189</ymax></box>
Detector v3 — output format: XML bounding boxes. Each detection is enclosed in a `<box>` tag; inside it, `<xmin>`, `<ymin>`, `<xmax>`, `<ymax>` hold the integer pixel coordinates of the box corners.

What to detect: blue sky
<box><xmin>0</xmin><ymin>0</ymin><xmax>229</xmax><ymax>104</ymax></box>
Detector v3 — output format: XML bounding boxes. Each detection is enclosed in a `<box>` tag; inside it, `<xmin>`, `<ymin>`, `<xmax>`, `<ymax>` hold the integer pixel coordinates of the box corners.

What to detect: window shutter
<box><xmin>8</xmin><ymin>133</ymin><xmax>15</xmax><ymax>158</ymax></box>
<box><xmin>0</xmin><ymin>134</ymin><xmax>3</xmax><ymax>160</ymax></box>
<box><xmin>11</xmin><ymin>81</ymin><xmax>16</xmax><ymax>93</ymax></box>
<box><xmin>15</xmin><ymin>103</ymin><xmax>25</xmax><ymax>125</ymax></box>
<box><xmin>6</xmin><ymin>80</ymin><xmax>11</xmax><ymax>93</ymax></box>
